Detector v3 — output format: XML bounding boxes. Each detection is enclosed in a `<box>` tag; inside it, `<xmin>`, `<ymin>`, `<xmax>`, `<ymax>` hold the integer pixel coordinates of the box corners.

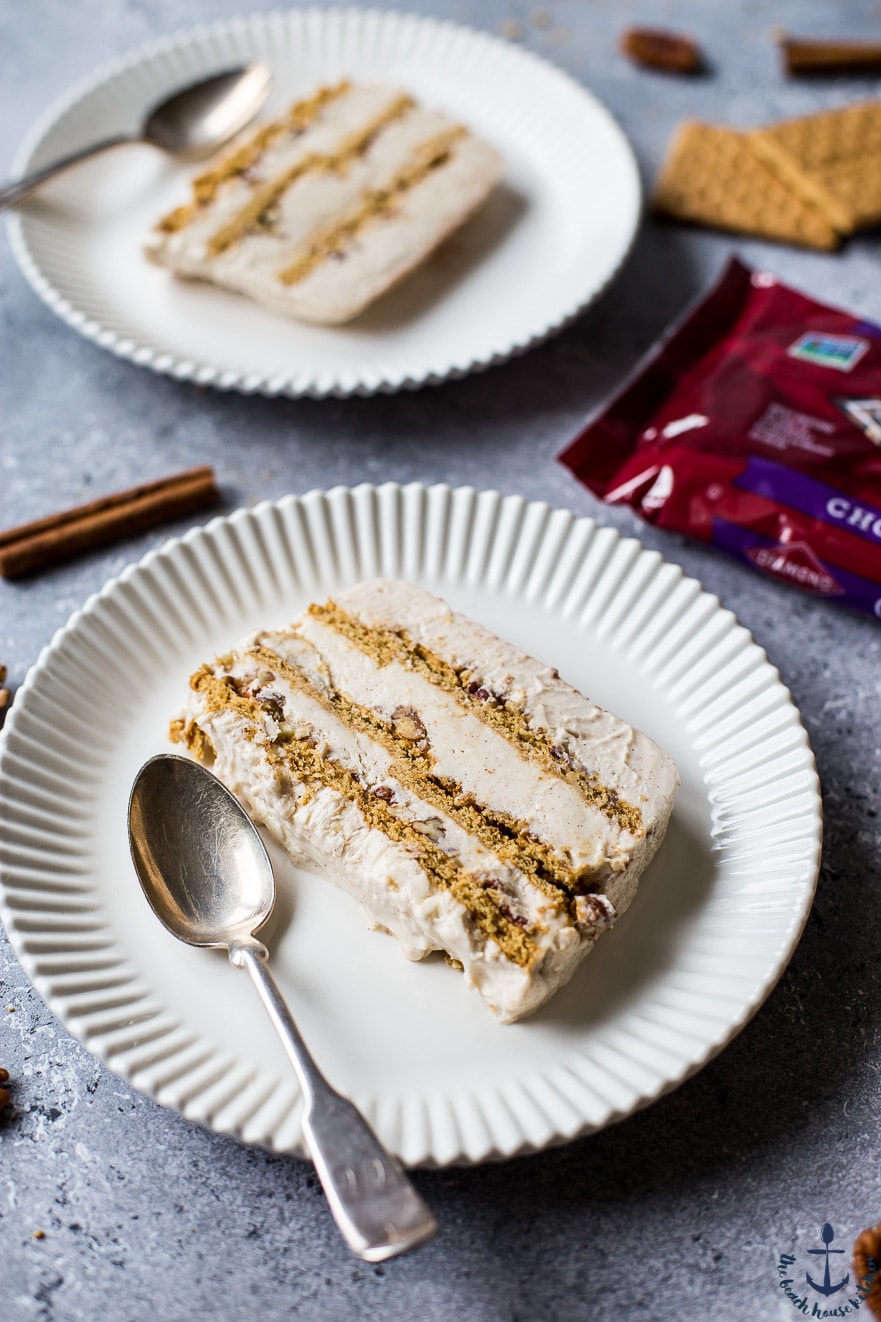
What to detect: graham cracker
<box><xmin>652</xmin><ymin>120</ymin><xmax>840</xmax><ymax>251</ymax></box>
<box><xmin>751</xmin><ymin>100</ymin><xmax>881</xmax><ymax>235</ymax></box>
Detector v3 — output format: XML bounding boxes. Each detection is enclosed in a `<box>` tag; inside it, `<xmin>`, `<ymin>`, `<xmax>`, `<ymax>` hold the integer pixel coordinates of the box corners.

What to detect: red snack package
<box><xmin>560</xmin><ymin>256</ymin><xmax>881</xmax><ymax>620</ymax></box>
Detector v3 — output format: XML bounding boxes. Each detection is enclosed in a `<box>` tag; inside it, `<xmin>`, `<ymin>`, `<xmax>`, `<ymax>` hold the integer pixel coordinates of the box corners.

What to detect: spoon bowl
<box><xmin>1</xmin><ymin>63</ymin><xmax>271</xmax><ymax>210</ymax></box>
<box><xmin>144</xmin><ymin>64</ymin><xmax>272</xmax><ymax>159</ymax></box>
<box><xmin>127</xmin><ymin>752</ymin><xmax>437</xmax><ymax>1263</ymax></box>
<box><xmin>128</xmin><ymin>753</ymin><xmax>274</xmax><ymax>949</ymax></box>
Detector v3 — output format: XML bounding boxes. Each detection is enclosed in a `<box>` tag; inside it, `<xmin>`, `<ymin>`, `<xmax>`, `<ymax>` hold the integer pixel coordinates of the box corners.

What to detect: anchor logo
<box><xmin>806</xmin><ymin>1223</ymin><xmax>849</xmax><ymax>1297</ymax></box>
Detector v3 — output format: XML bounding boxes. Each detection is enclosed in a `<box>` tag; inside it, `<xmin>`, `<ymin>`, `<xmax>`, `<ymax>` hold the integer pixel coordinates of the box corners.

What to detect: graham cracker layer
<box><xmin>307</xmin><ymin>602</ymin><xmax>644</xmax><ymax>834</ymax></box>
<box><xmin>208</xmin><ymin>94</ymin><xmax>416</xmax><ymax>257</ymax></box>
<box><xmin>174</xmin><ymin>666</ymin><xmax>541</xmax><ymax>968</ymax></box>
<box><xmin>276</xmin><ymin>127</ymin><xmax>466</xmax><ymax>285</ymax></box>
<box><xmin>246</xmin><ymin>641</ymin><xmax>581</xmax><ymax>908</ymax></box>
<box><xmin>154</xmin><ymin>81</ymin><xmax>351</xmax><ymax>235</ymax></box>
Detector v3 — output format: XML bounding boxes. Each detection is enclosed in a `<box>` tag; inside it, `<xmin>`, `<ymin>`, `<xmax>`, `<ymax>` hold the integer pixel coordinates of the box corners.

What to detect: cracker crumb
<box><xmin>499</xmin><ymin>18</ymin><xmax>523</xmax><ymax>40</ymax></box>
<box><xmin>33</xmin><ymin>1229</ymin><xmax>45</xmax><ymax>1240</ymax></box>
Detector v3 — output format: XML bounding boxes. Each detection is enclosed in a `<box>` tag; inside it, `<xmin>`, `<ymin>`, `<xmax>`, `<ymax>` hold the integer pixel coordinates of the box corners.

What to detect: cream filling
<box><xmin>151</xmin><ymin>101</ymin><xmax>459</xmax><ymax>285</ymax></box>
<box><xmin>150</xmin><ymin>85</ymin><xmax>404</xmax><ymax>256</ymax></box>
<box><xmin>262</xmin><ymin>138</ymin><xmax>500</xmax><ymax>324</ymax></box>
<box><xmin>172</xmin><ymin>580</ymin><xmax>678</xmax><ymax>1022</ymax></box>
<box><xmin>281</xmin><ymin>616</ymin><xmax>633</xmax><ymax>877</ymax></box>
<box><xmin>224</xmin><ymin>650</ymin><xmax>563</xmax><ymax>930</ymax></box>
<box><xmin>332</xmin><ymin>578</ymin><xmax>679</xmax><ymax>818</ymax></box>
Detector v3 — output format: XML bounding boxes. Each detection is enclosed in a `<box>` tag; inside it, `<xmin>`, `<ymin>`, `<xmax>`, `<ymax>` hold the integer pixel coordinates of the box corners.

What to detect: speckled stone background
<box><xmin>2</xmin><ymin>2</ymin><xmax>880</xmax><ymax>1319</ymax></box>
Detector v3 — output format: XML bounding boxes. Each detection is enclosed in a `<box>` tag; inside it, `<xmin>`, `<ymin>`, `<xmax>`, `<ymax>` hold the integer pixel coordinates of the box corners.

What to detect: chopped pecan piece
<box><xmin>410</xmin><ymin>817</ymin><xmax>444</xmax><ymax>843</ymax></box>
<box><xmin>575</xmin><ymin>893</ymin><xmax>618</xmax><ymax>934</ymax></box>
<box><xmin>392</xmin><ymin>706</ymin><xmax>426</xmax><ymax>743</ymax></box>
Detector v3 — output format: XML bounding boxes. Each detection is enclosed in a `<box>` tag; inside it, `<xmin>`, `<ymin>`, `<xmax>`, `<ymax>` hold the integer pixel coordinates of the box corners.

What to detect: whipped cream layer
<box><xmin>171</xmin><ymin>580</ymin><xmax>678</xmax><ymax>1021</ymax></box>
<box><xmin>146</xmin><ymin>82</ymin><xmax>502</xmax><ymax>324</ymax></box>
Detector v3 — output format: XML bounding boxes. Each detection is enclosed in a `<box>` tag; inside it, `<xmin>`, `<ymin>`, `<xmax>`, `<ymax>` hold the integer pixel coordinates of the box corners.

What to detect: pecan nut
<box><xmin>620</xmin><ymin>27</ymin><xmax>703</xmax><ymax>73</ymax></box>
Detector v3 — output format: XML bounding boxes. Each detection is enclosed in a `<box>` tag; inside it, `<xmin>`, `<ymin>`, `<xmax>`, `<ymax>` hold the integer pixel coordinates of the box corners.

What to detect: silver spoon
<box><xmin>128</xmin><ymin>753</ymin><xmax>437</xmax><ymax>1263</ymax></box>
<box><xmin>0</xmin><ymin>63</ymin><xmax>271</xmax><ymax>211</ymax></box>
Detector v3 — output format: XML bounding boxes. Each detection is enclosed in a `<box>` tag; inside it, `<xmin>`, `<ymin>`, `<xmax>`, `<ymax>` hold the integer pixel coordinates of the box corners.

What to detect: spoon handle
<box><xmin>0</xmin><ymin>135</ymin><xmax>135</xmax><ymax>210</ymax></box>
<box><xmin>234</xmin><ymin>946</ymin><xmax>437</xmax><ymax>1262</ymax></box>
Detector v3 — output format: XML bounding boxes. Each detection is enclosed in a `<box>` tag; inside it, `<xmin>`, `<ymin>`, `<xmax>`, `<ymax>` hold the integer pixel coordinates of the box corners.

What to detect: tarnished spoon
<box><xmin>0</xmin><ymin>63</ymin><xmax>271</xmax><ymax>210</ymax></box>
<box><xmin>128</xmin><ymin>753</ymin><xmax>437</xmax><ymax>1263</ymax></box>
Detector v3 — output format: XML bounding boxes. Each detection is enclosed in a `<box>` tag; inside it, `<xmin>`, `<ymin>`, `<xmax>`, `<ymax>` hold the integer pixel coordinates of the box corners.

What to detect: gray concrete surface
<box><xmin>1</xmin><ymin>1</ymin><xmax>880</xmax><ymax>1318</ymax></box>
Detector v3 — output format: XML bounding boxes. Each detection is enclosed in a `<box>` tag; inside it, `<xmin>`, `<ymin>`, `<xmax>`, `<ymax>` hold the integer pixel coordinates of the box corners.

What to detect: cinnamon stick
<box><xmin>780</xmin><ymin>36</ymin><xmax>881</xmax><ymax>75</ymax></box>
<box><xmin>0</xmin><ymin>466</ymin><xmax>220</xmax><ymax>579</ymax></box>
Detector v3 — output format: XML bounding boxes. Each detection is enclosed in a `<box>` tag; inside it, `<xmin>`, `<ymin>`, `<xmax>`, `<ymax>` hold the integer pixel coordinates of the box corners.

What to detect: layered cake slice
<box><xmin>146</xmin><ymin>81</ymin><xmax>503</xmax><ymax>323</ymax></box>
<box><xmin>170</xmin><ymin>580</ymin><xmax>678</xmax><ymax>1022</ymax></box>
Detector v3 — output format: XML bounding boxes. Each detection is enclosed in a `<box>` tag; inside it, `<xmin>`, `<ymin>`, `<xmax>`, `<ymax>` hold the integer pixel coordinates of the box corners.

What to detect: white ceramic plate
<box><xmin>7</xmin><ymin>9</ymin><xmax>641</xmax><ymax>397</ymax></box>
<box><xmin>0</xmin><ymin>485</ymin><xmax>821</xmax><ymax>1165</ymax></box>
